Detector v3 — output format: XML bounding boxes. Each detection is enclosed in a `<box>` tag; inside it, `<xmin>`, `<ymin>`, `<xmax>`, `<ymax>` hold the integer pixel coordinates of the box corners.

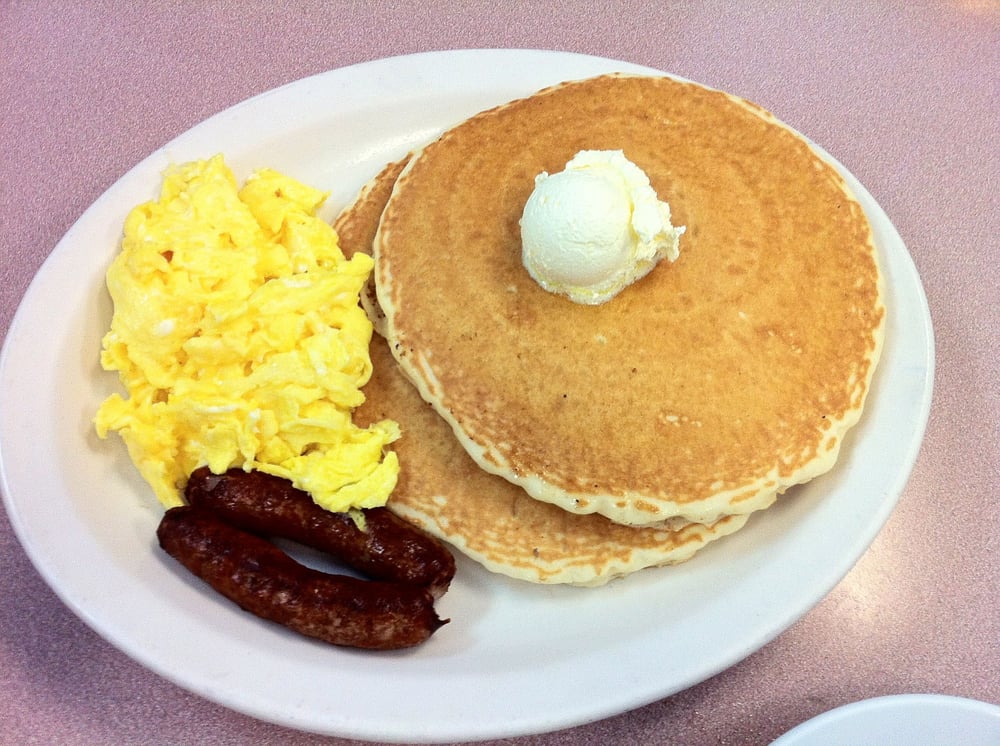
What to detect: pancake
<box><xmin>333</xmin><ymin>157</ymin><xmax>407</xmax><ymax>337</ymax></box>
<box><xmin>359</xmin><ymin>336</ymin><xmax>749</xmax><ymax>585</ymax></box>
<box><xmin>373</xmin><ymin>73</ymin><xmax>886</xmax><ymax>526</ymax></box>
<box><xmin>335</xmin><ymin>164</ymin><xmax>750</xmax><ymax>586</ymax></box>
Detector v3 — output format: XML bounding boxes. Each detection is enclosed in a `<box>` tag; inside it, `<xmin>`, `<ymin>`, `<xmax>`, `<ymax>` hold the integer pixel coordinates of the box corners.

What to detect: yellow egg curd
<box><xmin>95</xmin><ymin>155</ymin><xmax>400</xmax><ymax>512</ymax></box>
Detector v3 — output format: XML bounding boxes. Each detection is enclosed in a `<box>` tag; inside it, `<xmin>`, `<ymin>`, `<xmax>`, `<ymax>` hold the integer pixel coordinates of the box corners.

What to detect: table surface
<box><xmin>2</xmin><ymin>2</ymin><xmax>998</xmax><ymax>744</ymax></box>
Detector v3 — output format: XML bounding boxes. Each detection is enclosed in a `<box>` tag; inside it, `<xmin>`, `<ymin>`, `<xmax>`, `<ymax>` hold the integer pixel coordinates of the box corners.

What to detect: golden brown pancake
<box><xmin>334</xmin><ymin>158</ymin><xmax>407</xmax><ymax>337</ymax></box>
<box><xmin>373</xmin><ymin>73</ymin><xmax>886</xmax><ymax>526</ymax></box>
<box><xmin>336</xmin><ymin>163</ymin><xmax>750</xmax><ymax>586</ymax></box>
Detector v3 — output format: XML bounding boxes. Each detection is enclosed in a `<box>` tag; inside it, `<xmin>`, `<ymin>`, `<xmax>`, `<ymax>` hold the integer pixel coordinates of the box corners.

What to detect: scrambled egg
<box><xmin>95</xmin><ymin>155</ymin><xmax>400</xmax><ymax>511</ymax></box>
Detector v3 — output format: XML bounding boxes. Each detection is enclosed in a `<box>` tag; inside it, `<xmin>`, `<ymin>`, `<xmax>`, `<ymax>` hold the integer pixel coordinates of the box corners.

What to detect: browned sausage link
<box><xmin>184</xmin><ymin>467</ymin><xmax>455</xmax><ymax>597</ymax></box>
<box><xmin>157</xmin><ymin>506</ymin><xmax>447</xmax><ymax>650</ymax></box>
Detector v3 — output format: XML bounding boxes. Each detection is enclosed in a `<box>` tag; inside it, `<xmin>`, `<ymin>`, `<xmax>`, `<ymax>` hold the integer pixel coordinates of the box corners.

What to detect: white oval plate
<box><xmin>0</xmin><ymin>50</ymin><xmax>934</xmax><ymax>743</ymax></box>
<box><xmin>772</xmin><ymin>695</ymin><xmax>1000</xmax><ymax>745</ymax></box>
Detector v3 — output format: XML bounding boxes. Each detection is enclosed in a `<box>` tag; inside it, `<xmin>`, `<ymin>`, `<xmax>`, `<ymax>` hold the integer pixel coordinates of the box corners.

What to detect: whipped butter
<box><xmin>519</xmin><ymin>150</ymin><xmax>685</xmax><ymax>304</ymax></box>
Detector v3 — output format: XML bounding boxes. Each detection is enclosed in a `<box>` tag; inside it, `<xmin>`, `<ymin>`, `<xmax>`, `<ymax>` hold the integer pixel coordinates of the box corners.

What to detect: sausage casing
<box><xmin>184</xmin><ymin>467</ymin><xmax>455</xmax><ymax>597</ymax></box>
<box><xmin>157</xmin><ymin>505</ymin><xmax>447</xmax><ymax>650</ymax></box>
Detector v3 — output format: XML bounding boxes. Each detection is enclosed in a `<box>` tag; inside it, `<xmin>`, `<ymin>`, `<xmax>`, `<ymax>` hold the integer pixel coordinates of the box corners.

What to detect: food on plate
<box><xmin>335</xmin><ymin>160</ymin><xmax>749</xmax><ymax>586</ymax></box>
<box><xmin>99</xmin><ymin>70</ymin><xmax>886</xmax><ymax>602</ymax></box>
<box><xmin>520</xmin><ymin>149</ymin><xmax>685</xmax><ymax>304</ymax></box>
<box><xmin>96</xmin><ymin>156</ymin><xmax>451</xmax><ymax>648</ymax></box>
<box><xmin>361</xmin><ymin>332</ymin><xmax>750</xmax><ymax>585</ymax></box>
<box><xmin>185</xmin><ymin>467</ymin><xmax>455</xmax><ymax>598</ymax></box>
<box><xmin>333</xmin><ymin>157</ymin><xmax>407</xmax><ymax>338</ymax></box>
<box><xmin>94</xmin><ymin>155</ymin><xmax>399</xmax><ymax>513</ymax></box>
<box><xmin>372</xmin><ymin>73</ymin><xmax>886</xmax><ymax>528</ymax></box>
<box><xmin>157</xmin><ymin>506</ymin><xmax>446</xmax><ymax>650</ymax></box>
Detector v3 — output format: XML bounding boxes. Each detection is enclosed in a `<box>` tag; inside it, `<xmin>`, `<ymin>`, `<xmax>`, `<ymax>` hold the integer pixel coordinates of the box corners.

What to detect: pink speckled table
<box><xmin>2</xmin><ymin>2</ymin><xmax>997</xmax><ymax>744</ymax></box>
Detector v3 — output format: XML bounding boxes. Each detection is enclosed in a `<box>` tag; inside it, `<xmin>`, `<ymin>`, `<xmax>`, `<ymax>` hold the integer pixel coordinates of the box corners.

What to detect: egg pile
<box><xmin>95</xmin><ymin>155</ymin><xmax>400</xmax><ymax>512</ymax></box>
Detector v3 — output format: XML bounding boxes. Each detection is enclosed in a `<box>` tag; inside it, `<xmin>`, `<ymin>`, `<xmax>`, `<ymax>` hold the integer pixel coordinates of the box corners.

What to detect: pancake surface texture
<box><xmin>335</xmin><ymin>167</ymin><xmax>749</xmax><ymax>586</ymax></box>
<box><xmin>373</xmin><ymin>73</ymin><xmax>886</xmax><ymax>526</ymax></box>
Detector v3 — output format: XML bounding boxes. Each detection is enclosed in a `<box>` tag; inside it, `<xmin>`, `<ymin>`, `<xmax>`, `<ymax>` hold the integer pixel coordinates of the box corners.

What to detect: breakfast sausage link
<box><xmin>184</xmin><ymin>467</ymin><xmax>455</xmax><ymax>597</ymax></box>
<box><xmin>157</xmin><ymin>506</ymin><xmax>447</xmax><ymax>650</ymax></box>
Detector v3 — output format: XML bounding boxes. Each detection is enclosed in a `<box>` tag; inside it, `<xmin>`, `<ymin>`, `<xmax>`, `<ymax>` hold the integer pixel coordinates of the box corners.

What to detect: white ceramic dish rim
<box><xmin>771</xmin><ymin>694</ymin><xmax>1000</xmax><ymax>745</ymax></box>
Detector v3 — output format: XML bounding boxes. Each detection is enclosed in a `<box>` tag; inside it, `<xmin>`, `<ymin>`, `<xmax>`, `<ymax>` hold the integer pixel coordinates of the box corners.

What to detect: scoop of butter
<box><xmin>519</xmin><ymin>150</ymin><xmax>685</xmax><ymax>304</ymax></box>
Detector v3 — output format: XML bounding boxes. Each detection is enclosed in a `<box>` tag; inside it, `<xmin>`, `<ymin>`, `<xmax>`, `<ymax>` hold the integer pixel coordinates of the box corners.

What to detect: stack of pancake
<box><xmin>336</xmin><ymin>74</ymin><xmax>885</xmax><ymax>586</ymax></box>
